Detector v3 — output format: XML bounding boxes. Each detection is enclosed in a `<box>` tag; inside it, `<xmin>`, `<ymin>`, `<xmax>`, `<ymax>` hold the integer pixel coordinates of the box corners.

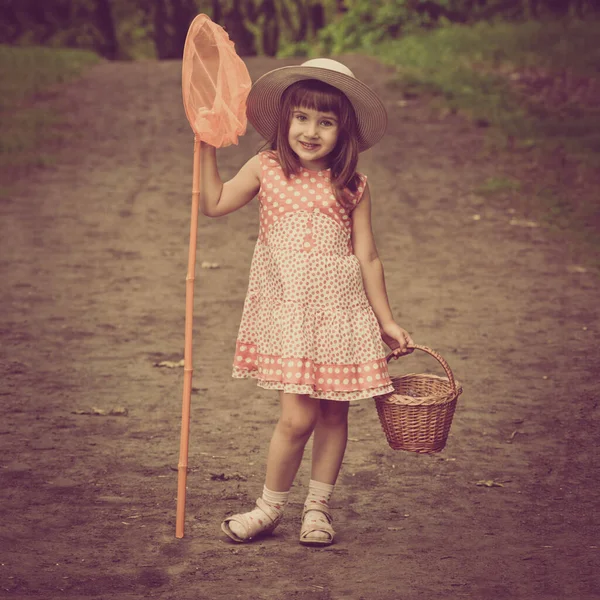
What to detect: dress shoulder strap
<box><xmin>351</xmin><ymin>173</ymin><xmax>368</xmax><ymax>207</ymax></box>
<box><xmin>258</xmin><ymin>150</ymin><xmax>280</xmax><ymax>168</ymax></box>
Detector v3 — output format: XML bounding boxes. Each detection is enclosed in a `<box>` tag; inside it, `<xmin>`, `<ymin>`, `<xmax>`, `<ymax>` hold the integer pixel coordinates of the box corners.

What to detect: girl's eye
<box><xmin>321</xmin><ymin>120</ymin><xmax>333</xmax><ymax>127</ymax></box>
<box><xmin>295</xmin><ymin>114</ymin><xmax>306</xmax><ymax>121</ymax></box>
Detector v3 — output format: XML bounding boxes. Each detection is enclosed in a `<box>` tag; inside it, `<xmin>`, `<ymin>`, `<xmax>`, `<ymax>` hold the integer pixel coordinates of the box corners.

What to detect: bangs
<box><xmin>284</xmin><ymin>80</ymin><xmax>345</xmax><ymax>115</ymax></box>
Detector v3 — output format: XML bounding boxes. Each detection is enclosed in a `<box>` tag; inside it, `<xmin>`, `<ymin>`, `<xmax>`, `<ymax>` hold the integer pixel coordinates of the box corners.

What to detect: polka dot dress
<box><xmin>232</xmin><ymin>152</ymin><xmax>393</xmax><ymax>401</ymax></box>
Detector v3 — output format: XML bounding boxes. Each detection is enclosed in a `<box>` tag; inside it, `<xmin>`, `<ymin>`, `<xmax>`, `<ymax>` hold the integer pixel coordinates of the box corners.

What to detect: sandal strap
<box><xmin>221</xmin><ymin>498</ymin><xmax>283</xmax><ymax>542</ymax></box>
<box><xmin>302</xmin><ymin>499</ymin><xmax>332</xmax><ymax>523</ymax></box>
<box><xmin>256</xmin><ymin>497</ymin><xmax>283</xmax><ymax>526</ymax></box>
<box><xmin>300</xmin><ymin>502</ymin><xmax>335</xmax><ymax>545</ymax></box>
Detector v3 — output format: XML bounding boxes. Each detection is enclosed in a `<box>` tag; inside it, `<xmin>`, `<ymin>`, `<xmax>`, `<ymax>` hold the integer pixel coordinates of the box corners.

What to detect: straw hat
<box><xmin>246</xmin><ymin>58</ymin><xmax>387</xmax><ymax>152</ymax></box>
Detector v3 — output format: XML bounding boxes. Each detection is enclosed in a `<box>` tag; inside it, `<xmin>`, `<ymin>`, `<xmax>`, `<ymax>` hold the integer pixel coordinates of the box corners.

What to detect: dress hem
<box><xmin>232</xmin><ymin>369</ymin><xmax>394</xmax><ymax>402</ymax></box>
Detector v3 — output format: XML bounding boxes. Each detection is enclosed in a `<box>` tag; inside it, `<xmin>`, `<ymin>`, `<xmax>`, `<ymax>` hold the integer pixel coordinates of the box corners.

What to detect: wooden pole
<box><xmin>176</xmin><ymin>135</ymin><xmax>201</xmax><ymax>538</ymax></box>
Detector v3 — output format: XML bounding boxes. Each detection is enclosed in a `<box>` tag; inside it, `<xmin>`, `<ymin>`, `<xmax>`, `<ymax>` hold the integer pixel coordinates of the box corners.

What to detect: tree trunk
<box><xmin>261</xmin><ymin>0</ymin><xmax>279</xmax><ymax>56</ymax></box>
<box><xmin>211</xmin><ymin>0</ymin><xmax>221</xmax><ymax>24</ymax></box>
<box><xmin>280</xmin><ymin>0</ymin><xmax>309</xmax><ymax>43</ymax></box>
<box><xmin>0</xmin><ymin>3</ymin><xmax>24</xmax><ymax>43</ymax></box>
<box><xmin>93</xmin><ymin>0</ymin><xmax>119</xmax><ymax>60</ymax></box>
<box><xmin>153</xmin><ymin>0</ymin><xmax>172</xmax><ymax>60</ymax></box>
<box><xmin>309</xmin><ymin>2</ymin><xmax>325</xmax><ymax>36</ymax></box>
<box><xmin>542</xmin><ymin>0</ymin><xmax>572</xmax><ymax>15</ymax></box>
<box><xmin>223</xmin><ymin>0</ymin><xmax>256</xmax><ymax>56</ymax></box>
<box><xmin>296</xmin><ymin>0</ymin><xmax>308</xmax><ymax>42</ymax></box>
<box><xmin>171</xmin><ymin>0</ymin><xmax>197</xmax><ymax>59</ymax></box>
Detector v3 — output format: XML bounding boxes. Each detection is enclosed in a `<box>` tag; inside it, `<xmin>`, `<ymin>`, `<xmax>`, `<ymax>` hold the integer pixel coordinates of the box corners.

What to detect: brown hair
<box><xmin>267</xmin><ymin>79</ymin><xmax>361</xmax><ymax>211</ymax></box>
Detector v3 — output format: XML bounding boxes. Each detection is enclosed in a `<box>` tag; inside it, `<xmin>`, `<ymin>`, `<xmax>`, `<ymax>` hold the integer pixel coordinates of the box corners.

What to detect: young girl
<box><xmin>199</xmin><ymin>58</ymin><xmax>414</xmax><ymax>547</ymax></box>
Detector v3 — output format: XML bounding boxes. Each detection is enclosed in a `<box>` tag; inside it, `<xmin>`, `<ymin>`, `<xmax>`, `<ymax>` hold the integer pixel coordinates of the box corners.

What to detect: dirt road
<box><xmin>1</xmin><ymin>55</ymin><xmax>598</xmax><ymax>600</ymax></box>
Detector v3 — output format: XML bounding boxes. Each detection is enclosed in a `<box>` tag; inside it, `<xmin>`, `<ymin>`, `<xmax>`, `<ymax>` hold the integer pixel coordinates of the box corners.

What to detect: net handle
<box><xmin>386</xmin><ymin>345</ymin><xmax>458</xmax><ymax>392</ymax></box>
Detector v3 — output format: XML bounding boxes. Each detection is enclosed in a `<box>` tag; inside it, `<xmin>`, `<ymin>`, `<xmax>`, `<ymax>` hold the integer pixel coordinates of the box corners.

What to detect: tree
<box><xmin>93</xmin><ymin>0</ymin><xmax>119</xmax><ymax>59</ymax></box>
<box><xmin>222</xmin><ymin>0</ymin><xmax>256</xmax><ymax>55</ymax></box>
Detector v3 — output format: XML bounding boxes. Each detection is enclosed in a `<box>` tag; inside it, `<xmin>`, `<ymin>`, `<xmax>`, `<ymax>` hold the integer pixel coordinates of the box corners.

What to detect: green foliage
<box><xmin>364</xmin><ymin>18</ymin><xmax>600</xmax><ymax>250</ymax></box>
<box><xmin>0</xmin><ymin>45</ymin><xmax>99</xmax><ymax>109</ymax></box>
<box><xmin>277</xmin><ymin>40</ymin><xmax>313</xmax><ymax>58</ymax></box>
<box><xmin>0</xmin><ymin>45</ymin><xmax>99</xmax><ymax>172</ymax></box>
<box><xmin>317</xmin><ymin>0</ymin><xmax>422</xmax><ymax>55</ymax></box>
<box><xmin>372</xmin><ymin>19</ymin><xmax>600</xmax><ymax>160</ymax></box>
<box><xmin>476</xmin><ymin>176</ymin><xmax>522</xmax><ymax>195</ymax></box>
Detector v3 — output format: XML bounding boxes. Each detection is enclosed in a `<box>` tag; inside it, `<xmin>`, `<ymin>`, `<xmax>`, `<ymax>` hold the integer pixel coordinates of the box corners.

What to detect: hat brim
<box><xmin>246</xmin><ymin>66</ymin><xmax>387</xmax><ymax>153</ymax></box>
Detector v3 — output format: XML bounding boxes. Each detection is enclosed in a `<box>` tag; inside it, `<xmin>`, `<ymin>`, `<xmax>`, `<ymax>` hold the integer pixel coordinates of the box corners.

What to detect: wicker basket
<box><xmin>374</xmin><ymin>345</ymin><xmax>463</xmax><ymax>453</ymax></box>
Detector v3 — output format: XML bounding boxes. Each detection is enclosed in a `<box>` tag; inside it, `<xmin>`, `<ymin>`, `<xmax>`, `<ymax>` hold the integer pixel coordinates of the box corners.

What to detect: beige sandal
<box><xmin>299</xmin><ymin>500</ymin><xmax>335</xmax><ymax>547</ymax></box>
<box><xmin>221</xmin><ymin>498</ymin><xmax>283</xmax><ymax>543</ymax></box>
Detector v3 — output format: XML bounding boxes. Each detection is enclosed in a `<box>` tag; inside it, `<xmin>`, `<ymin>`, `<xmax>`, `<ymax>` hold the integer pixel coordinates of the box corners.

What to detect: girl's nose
<box><xmin>306</xmin><ymin>121</ymin><xmax>318</xmax><ymax>138</ymax></box>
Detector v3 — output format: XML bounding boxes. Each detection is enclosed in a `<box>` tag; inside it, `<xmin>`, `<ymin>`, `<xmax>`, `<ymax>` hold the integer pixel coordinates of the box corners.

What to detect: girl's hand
<box><xmin>380</xmin><ymin>322</ymin><xmax>414</xmax><ymax>359</ymax></box>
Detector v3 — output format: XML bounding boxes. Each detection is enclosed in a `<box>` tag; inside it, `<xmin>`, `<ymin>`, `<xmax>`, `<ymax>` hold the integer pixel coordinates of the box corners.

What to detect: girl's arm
<box><xmin>199</xmin><ymin>143</ymin><xmax>261</xmax><ymax>217</ymax></box>
<box><xmin>351</xmin><ymin>183</ymin><xmax>414</xmax><ymax>355</ymax></box>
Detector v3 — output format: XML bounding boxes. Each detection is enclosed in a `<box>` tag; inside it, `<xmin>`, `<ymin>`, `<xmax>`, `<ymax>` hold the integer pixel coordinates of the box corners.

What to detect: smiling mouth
<box><xmin>299</xmin><ymin>141</ymin><xmax>320</xmax><ymax>151</ymax></box>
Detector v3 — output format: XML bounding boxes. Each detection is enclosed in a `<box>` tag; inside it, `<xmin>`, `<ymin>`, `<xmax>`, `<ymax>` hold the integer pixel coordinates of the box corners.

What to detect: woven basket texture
<box><xmin>374</xmin><ymin>346</ymin><xmax>462</xmax><ymax>453</ymax></box>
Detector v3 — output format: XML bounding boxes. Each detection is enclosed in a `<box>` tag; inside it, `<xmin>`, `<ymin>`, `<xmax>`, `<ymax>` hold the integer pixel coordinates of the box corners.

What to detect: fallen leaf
<box><xmin>476</xmin><ymin>480</ymin><xmax>505</xmax><ymax>488</ymax></box>
<box><xmin>200</xmin><ymin>261</ymin><xmax>220</xmax><ymax>269</ymax></box>
<box><xmin>154</xmin><ymin>359</ymin><xmax>184</xmax><ymax>368</ymax></box>
<box><xmin>198</xmin><ymin>452</ymin><xmax>226</xmax><ymax>458</ymax></box>
<box><xmin>567</xmin><ymin>265</ymin><xmax>587</xmax><ymax>273</ymax></box>
<box><xmin>210</xmin><ymin>472</ymin><xmax>247</xmax><ymax>482</ymax></box>
<box><xmin>71</xmin><ymin>407</ymin><xmax>128</xmax><ymax>417</ymax></box>
<box><xmin>472</xmin><ymin>214</ymin><xmax>481</xmax><ymax>221</ymax></box>
<box><xmin>509</xmin><ymin>218</ymin><xmax>539</xmax><ymax>228</ymax></box>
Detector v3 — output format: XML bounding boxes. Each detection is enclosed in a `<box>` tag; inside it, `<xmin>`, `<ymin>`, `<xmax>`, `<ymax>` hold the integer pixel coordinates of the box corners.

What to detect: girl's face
<box><xmin>287</xmin><ymin>106</ymin><xmax>340</xmax><ymax>170</ymax></box>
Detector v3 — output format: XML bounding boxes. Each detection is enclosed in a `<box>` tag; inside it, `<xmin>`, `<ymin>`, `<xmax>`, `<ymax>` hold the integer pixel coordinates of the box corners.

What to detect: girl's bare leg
<box><xmin>310</xmin><ymin>400</ymin><xmax>350</xmax><ymax>484</ymax></box>
<box><xmin>223</xmin><ymin>392</ymin><xmax>319</xmax><ymax>541</ymax></box>
<box><xmin>265</xmin><ymin>392</ymin><xmax>321</xmax><ymax>491</ymax></box>
<box><xmin>300</xmin><ymin>400</ymin><xmax>349</xmax><ymax>544</ymax></box>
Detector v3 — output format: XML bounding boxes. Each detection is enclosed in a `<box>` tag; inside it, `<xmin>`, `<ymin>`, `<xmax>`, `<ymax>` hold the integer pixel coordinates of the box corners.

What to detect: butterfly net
<box><xmin>182</xmin><ymin>14</ymin><xmax>252</xmax><ymax>148</ymax></box>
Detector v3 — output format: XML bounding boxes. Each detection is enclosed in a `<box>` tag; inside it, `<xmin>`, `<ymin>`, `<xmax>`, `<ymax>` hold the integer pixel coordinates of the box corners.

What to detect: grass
<box><xmin>370</xmin><ymin>19</ymin><xmax>600</xmax><ymax>264</ymax></box>
<box><xmin>373</xmin><ymin>20</ymin><xmax>600</xmax><ymax>156</ymax></box>
<box><xmin>476</xmin><ymin>176</ymin><xmax>522</xmax><ymax>195</ymax></box>
<box><xmin>0</xmin><ymin>45</ymin><xmax>99</xmax><ymax>109</ymax></box>
<box><xmin>0</xmin><ymin>45</ymin><xmax>100</xmax><ymax>178</ymax></box>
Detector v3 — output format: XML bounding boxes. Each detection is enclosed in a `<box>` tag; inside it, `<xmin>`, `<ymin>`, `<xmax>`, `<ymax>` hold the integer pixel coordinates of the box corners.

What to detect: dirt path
<box><xmin>1</xmin><ymin>55</ymin><xmax>598</xmax><ymax>600</ymax></box>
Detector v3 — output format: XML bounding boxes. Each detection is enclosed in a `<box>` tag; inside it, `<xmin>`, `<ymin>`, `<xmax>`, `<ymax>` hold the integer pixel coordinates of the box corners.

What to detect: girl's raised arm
<box><xmin>199</xmin><ymin>143</ymin><xmax>261</xmax><ymax>217</ymax></box>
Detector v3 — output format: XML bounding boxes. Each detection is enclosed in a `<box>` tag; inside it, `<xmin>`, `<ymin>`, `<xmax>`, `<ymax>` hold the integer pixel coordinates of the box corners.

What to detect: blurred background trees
<box><xmin>0</xmin><ymin>0</ymin><xmax>598</xmax><ymax>60</ymax></box>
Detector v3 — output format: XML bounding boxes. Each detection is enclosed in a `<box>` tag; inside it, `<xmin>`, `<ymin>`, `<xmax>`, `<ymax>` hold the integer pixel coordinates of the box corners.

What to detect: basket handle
<box><xmin>386</xmin><ymin>345</ymin><xmax>458</xmax><ymax>393</ymax></box>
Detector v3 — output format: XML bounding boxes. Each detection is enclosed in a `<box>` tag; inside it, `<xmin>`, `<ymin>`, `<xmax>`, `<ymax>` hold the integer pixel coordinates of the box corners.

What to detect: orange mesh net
<box><xmin>181</xmin><ymin>14</ymin><xmax>251</xmax><ymax>148</ymax></box>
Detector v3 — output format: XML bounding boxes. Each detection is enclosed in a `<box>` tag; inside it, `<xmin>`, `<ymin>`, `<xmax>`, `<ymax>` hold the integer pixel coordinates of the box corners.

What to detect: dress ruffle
<box><xmin>233</xmin><ymin>366</ymin><xmax>393</xmax><ymax>401</ymax></box>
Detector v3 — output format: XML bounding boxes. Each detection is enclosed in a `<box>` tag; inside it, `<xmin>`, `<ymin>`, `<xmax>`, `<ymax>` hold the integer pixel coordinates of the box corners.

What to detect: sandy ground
<box><xmin>0</xmin><ymin>55</ymin><xmax>598</xmax><ymax>600</ymax></box>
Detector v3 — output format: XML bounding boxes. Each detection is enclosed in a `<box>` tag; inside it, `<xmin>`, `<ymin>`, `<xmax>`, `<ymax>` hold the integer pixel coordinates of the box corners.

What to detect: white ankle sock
<box><xmin>305</xmin><ymin>479</ymin><xmax>334</xmax><ymax>506</ymax></box>
<box><xmin>262</xmin><ymin>485</ymin><xmax>290</xmax><ymax>510</ymax></box>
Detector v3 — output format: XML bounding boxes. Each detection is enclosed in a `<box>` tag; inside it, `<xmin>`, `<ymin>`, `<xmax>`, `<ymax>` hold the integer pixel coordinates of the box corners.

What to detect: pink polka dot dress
<box><xmin>232</xmin><ymin>152</ymin><xmax>393</xmax><ymax>401</ymax></box>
